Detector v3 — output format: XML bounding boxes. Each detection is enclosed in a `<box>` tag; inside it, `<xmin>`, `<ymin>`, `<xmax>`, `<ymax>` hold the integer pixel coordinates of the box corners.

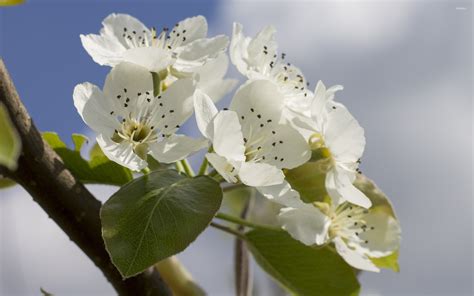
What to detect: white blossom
<box><xmin>81</xmin><ymin>14</ymin><xmax>235</xmax><ymax>102</ymax></box>
<box><xmin>295</xmin><ymin>81</ymin><xmax>371</xmax><ymax>208</ymax></box>
<box><xmin>73</xmin><ymin>62</ymin><xmax>207</xmax><ymax>171</ymax></box>
<box><xmin>278</xmin><ymin>198</ymin><xmax>401</xmax><ymax>272</ymax></box>
<box><xmin>194</xmin><ymin>79</ymin><xmax>311</xmax><ymax>187</ymax></box>
<box><xmin>230</xmin><ymin>23</ymin><xmax>313</xmax><ymax>119</ymax></box>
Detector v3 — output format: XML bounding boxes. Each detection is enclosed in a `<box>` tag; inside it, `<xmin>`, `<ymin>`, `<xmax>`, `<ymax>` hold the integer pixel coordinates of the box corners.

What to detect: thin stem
<box><xmin>197</xmin><ymin>157</ymin><xmax>208</xmax><ymax>176</ymax></box>
<box><xmin>175</xmin><ymin>161</ymin><xmax>185</xmax><ymax>174</ymax></box>
<box><xmin>235</xmin><ymin>196</ymin><xmax>253</xmax><ymax>296</ymax></box>
<box><xmin>180</xmin><ymin>158</ymin><xmax>195</xmax><ymax>177</ymax></box>
<box><xmin>215</xmin><ymin>213</ymin><xmax>280</xmax><ymax>231</ymax></box>
<box><xmin>210</xmin><ymin>222</ymin><xmax>247</xmax><ymax>240</ymax></box>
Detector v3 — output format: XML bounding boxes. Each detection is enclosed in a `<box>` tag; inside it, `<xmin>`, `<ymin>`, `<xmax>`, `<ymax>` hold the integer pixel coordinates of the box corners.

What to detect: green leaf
<box><xmin>284</xmin><ymin>148</ymin><xmax>332</xmax><ymax>203</ymax></box>
<box><xmin>0</xmin><ymin>177</ymin><xmax>16</xmax><ymax>189</ymax></box>
<box><xmin>0</xmin><ymin>103</ymin><xmax>21</xmax><ymax>170</ymax></box>
<box><xmin>246</xmin><ymin>229</ymin><xmax>360</xmax><ymax>296</ymax></box>
<box><xmin>0</xmin><ymin>0</ymin><xmax>24</xmax><ymax>6</ymax></box>
<box><xmin>39</xmin><ymin>287</ymin><xmax>54</xmax><ymax>296</ymax></box>
<box><xmin>101</xmin><ymin>169</ymin><xmax>223</xmax><ymax>278</ymax></box>
<box><xmin>354</xmin><ymin>174</ymin><xmax>400</xmax><ymax>271</ymax></box>
<box><xmin>354</xmin><ymin>174</ymin><xmax>397</xmax><ymax>218</ymax></box>
<box><xmin>72</xmin><ymin>133</ymin><xmax>89</xmax><ymax>152</ymax></box>
<box><xmin>370</xmin><ymin>250</ymin><xmax>400</xmax><ymax>272</ymax></box>
<box><xmin>43</xmin><ymin>132</ymin><xmax>132</xmax><ymax>186</ymax></box>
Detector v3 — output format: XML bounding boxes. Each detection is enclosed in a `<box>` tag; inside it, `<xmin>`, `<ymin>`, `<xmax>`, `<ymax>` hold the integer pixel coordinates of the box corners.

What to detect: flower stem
<box><xmin>175</xmin><ymin>161</ymin><xmax>185</xmax><ymax>174</ymax></box>
<box><xmin>215</xmin><ymin>213</ymin><xmax>280</xmax><ymax>231</ymax></box>
<box><xmin>179</xmin><ymin>159</ymin><xmax>194</xmax><ymax>177</ymax></box>
<box><xmin>210</xmin><ymin>222</ymin><xmax>247</xmax><ymax>240</ymax></box>
<box><xmin>197</xmin><ymin>157</ymin><xmax>208</xmax><ymax>175</ymax></box>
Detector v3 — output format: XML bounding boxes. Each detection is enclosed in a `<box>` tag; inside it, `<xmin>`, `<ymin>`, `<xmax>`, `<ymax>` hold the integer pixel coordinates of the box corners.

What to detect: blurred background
<box><xmin>0</xmin><ymin>0</ymin><xmax>472</xmax><ymax>295</ymax></box>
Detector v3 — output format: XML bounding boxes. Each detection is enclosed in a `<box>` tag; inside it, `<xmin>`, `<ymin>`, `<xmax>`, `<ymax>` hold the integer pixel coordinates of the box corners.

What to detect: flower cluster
<box><xmin>75</xmin><ymin>14</ymin><xmax>400</xmax><ymax>272</ymax></box>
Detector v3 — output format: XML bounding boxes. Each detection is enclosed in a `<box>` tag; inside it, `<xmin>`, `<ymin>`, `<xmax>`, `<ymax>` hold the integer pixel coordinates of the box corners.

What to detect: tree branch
<box><xmin>0</xmin><ymin>59</ymin><xmax>171</xmax><ymax>296</ymax></box>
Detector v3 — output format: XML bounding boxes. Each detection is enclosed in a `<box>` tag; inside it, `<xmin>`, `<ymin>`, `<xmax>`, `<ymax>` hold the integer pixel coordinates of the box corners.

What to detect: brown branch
<box><xmin>234</xmin><ymin>197</ymin><xmax>253</xmax><ymax>296</ymax></box>
<box><xmin>0</xmin><ymin>59</ymin><xmax>171</xmax><ymax>296</ymax></box>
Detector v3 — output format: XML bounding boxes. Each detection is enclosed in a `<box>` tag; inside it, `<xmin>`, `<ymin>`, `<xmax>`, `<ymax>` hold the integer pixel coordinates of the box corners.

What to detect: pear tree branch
<box><xmin>0</xmin><ymin>59</ymin><xmax>171</xmax><ymax>296</ymax></box>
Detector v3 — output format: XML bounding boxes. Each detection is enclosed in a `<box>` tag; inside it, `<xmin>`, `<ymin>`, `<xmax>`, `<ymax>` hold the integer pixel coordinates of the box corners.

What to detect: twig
<box><xmin>210</xmin><ymin>222</ymin><xmax>247</xmax><ymax>240</ymax></box>
<box><xmin>215</xmin><ymin>212</ymin><xmax>280</xmax><ymax>231</ymax></box>
<box><xmin>235</xmin><ymin>197</ymin><xmax>253</xmax><ymax>296</ymax></box>
<box><xmin>0</xmin><ymin>59</ymin><xmax>171</xmax><ymax>296</ymax></box>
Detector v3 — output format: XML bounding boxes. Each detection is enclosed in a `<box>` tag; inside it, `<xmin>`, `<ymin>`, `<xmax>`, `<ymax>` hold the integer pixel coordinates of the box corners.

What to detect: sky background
<box><xmin>1</xmin><ymin>0</ymin><xmax>473</xmax><ymax>295</ymax></box>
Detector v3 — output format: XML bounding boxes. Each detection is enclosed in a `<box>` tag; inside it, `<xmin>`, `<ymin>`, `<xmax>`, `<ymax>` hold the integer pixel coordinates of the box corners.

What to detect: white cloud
<box><xmin>214</xmin><ymin>0</ymin><xmax>415</xmax><ymax>65</ymax></box>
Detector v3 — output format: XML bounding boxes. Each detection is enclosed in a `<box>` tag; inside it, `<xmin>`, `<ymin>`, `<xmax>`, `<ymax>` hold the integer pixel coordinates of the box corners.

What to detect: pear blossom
<box><xmin>278</xmin><ymin>197</ymin><xmax>401</xmax><ymax>272</ymax></box>
<box><xmin>294</xmin><ymin>81</ymin><xmax>371</xmax><ymax>208</ymax></box>
<box><xmin>81</xmin><ymin>14</ymin><xmax>234</xmax><ymax>102</ymax></box>
<box><xmin>230</xmin><ymin>23</ymin><xmax>312</xmax><ymax>118</ymax></box>
<box><xmin>73</xmin><ymin>62</ymin><xmax>207</xmax><ymax>171</ymax></box>
<box><xmin>194</xmin><ymin>79</ymin><xmax>311</xmax><ymax>187</ymax></box>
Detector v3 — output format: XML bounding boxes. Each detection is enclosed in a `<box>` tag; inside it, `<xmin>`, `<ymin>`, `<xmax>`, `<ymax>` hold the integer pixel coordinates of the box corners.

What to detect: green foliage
<box><xmin>39</xmin><ymin>287</ymin><xmax>54</xmax><ymax>296</ymax></box>
<box><xmin>354</xmin><ymin>174</ymin><xmax>397</xmax><ymax>217</ymax></box>
<box><xmin>0</xmin><ymin>0</ymin><xmax>24</xmax><ymax>6</ymax></box>
<box><xmin>371</xmin><ymin>250</ymin><xmax>400</xmax><ymax>272</ymax></box>
<box><xmin>354</xmin><ymin>174</ymin><xmax>400</xmax><ymax>271</ymax></box>
<box><xmin>284</xmin><ymin>148</ymin><xmax>331</xmax><ymax>203</ymax></box>
<box><xmin>0</xmin><ymin>103</ymin><xmax>21</xmax><ymax>170</ymax></box>
<box><xmin>42</xmin><ymin>132</ymin><xmax>132</xmax><ymax>186</ymax></box>
<box><xmin>0</xmin><ymin>177</ymin><xmax>16</xmax><ymax>189</ymax></box>
<box><xmin>101</xmin><ymin>169</ymin><xmax>223</xmax><ymax>278</ymax></box>
<box><xmin>246</xmin><ymin>229</ymin><xmax>360</xmax><ymax>296</ymax></box>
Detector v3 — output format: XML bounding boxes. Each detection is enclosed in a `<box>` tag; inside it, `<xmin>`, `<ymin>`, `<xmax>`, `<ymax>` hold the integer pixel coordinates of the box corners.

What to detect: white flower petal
<box><xmin>102</xmin><ymin>13</ymin><xmax>151</xmax><ymax>48</ymax></box>
<box><xmin>354</xmin><ymin>211</ymin><xmax>401</xmax><ymax>258</ymax></box>
<box><xmin>324</xmin><ymin>104</ymin><xmax>365</xmax><ymax>164</ymax></box>
<box><xmin>310</xmin><ymin>80</ymin><xmax>328</xmax><ymax>127</ymax></box>
<box><xmin>102</xmin><ymin>62</ymin><xmax>154</xmax><ymax>117</ymax></box>
<box><xmin>96</xmin><ymin>134</ymin><xmax>146</xmax><ymax>171</ymax></box>
<box><xmin>278</xmin><ymin>206</ymin><xmax>331</xmax><ymax>246</ymax></box>
<box><xmin>148</xmin><ymin>78</ymin><xmax>196</xmax><ymax>133</ymax></box>
<box><xmin>196</xmin><ymin>53</ymin><xmax>237</xmax><ymax>102</ymax></box>
<box><xmin>326</xmin><ymin>168</ymin><xmax>372</xmax><ymax>208</ymax></box>
<box><xmin>206</xmin><ymin>152</ymin><xmax>239</xmax><ymax>183</ymax></box>
<box><xmin>212</xmin><ymin>111</ymin><xmax>246</xmax><ymax>162</ymax></box>
<box><xmin>230</xmin><ymin>79</ymin><xmax>285</xmax><ymax>131</ymax></box>
<box><xmin>260</xmin><ymin>124</ymin><xmax>311</xmax><ymax>169</ymax></box>
<box><xmin>238</xmin><ymin>162</ymin><xmax>284</xmax><ymax>187</ymax></box>
<box><xmin>193</xmin><ymin>89</ymin><xmax>218</xmax><ymax>140</ymax></box>
<box><xmin>173</xmin><ymin>15</ymin><xmax>208</xmax><ymax>45</ymax></box>
<box><xmin>230</xmin><ymin>22</ymin><xmax>252</xmax><ymax>76</ymax></box>
<box><xmin>334</xmin><ymin>237</ymin><xmax>380</xmax><ymax>272</ymax></box>
<box><xmin>149</xmin><ymin>134</ymin><xmax>208</xmax><ymax>163</ymax></box>
<box><xmin>246</xmin><ymin>25</ymin><xmax>277</xmax><ymax>73</ymax></box>
<box><xmin>122</xmin><ymin>47</ymin><xmax>174</xmax><ymax>73</ymax></box>
<box><xmin>200</xmin><ymin>78</ymin><xmax>238</xmax><ymax>103</ymax></box>
<box><xmin>73</xmin><ymin>82</ymin><xmax>118</xmax><ymax>136</ymax></box>
<box><xmin>80</xmin><ymin>33</ymin><xmax>125</xmax><ymax>67</ymax></box>
<box><xmin>257</xmin><ymin>181</ymin><xmax>306</xmax><ymax>208</ymax></box>
<box><xmin>174</xmin><ymin>35</ymin><xmax>229</xmax><ymax>72</ymax></box>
